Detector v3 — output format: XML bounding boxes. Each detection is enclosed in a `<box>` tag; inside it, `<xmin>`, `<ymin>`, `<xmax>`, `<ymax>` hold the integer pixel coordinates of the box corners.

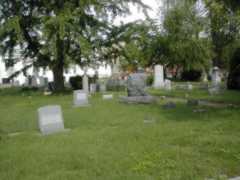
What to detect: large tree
<box><xmin>204</xmin><ymin>0</ymin><xmax>240</xmax><ymax>68</ymax></box>
<box><xmin>162</xmin><ymin>1</ymin><xmax>211</xmax><ymax>73</ymax></box>
<box><xmin>0</xmin><ymin>0</ymin><xmax>147</xmax><ymax>91</ymax></box>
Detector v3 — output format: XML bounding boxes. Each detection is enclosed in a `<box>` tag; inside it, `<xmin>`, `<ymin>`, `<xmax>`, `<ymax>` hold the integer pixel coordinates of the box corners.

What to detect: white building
<box><xmin>0</xmin><ymin>56</ymin><xmax>111</xmax><ymax>87</ymax></box>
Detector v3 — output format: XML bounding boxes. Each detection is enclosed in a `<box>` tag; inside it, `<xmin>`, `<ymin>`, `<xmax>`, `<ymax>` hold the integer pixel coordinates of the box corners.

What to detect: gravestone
<box><xmin>83</xmin><ymin>74</ymin><xmax>89</xmax><ymax>93</ymax></box>
<box><xmin>103</xmin><ymin>94</ymin><xmax>113</xmax><ymax>100</ymax></box>
<box><xmin>153</xmin><ymin>65</ymin><xmax>165</xmax><ymax>89</ymax></box>
<box><xmin>208</xmin><ymin>86</ymin><xmax>220</xmax><ymax>95</ymax></box>
<box><xmin>38</xmin><ymin>105</ymin><xmax>65</xmax><ymax>135</ymax></box>
<box><xmin>99</xmin><ymin>83</ymin><xmax>107</xmax><ymax>93</ymax></box>
<box><xmin>187</xmin><ymin>82</ymin><xmax>193</xmax><ymax>90</ymax></box>
<box><xmin>120</xmin><ymin>73</ymin><xmax>155</xmax><ymax>104</ymax></box>
<box><xmin>73</xmin><ymin>90</ymin><xmax>89</xmax><ymax>107</ymax></box>
<box><xmin>31</xmin><ymin>76</ymin><xmax>38</xmax><ymax>87</ymax></box>
<box><xmin>212</xmin><ymin>67</ymin><xmax>221</xmax><ymax>86</ymax></box>
<box><xmin>119</xmin><ymin>96</ymin><xmax>155</xmax><ymax>104</ymax></box>
<box><xmin>90</xmin><ymin>83</ymin><xmax>97</xmax><ymax>93</ymax></box>
<box><xmin>39</xmin><ymin>77</ymin><xmax>45</xmax><ymax>87</ymax></box>
<box><xmin>209</xmin><ymin>67</ymin><xmax>221</xmax><ymax>94</ymax></box>
<box><xmin>127</xmin><ymin>73</ymin><xmax>147</xmax><ymax>96</ymax></box>
<box><xmin>164</xmin><ymin>80</ymin><xmax>172</xmax><ymax>91</ymax></box>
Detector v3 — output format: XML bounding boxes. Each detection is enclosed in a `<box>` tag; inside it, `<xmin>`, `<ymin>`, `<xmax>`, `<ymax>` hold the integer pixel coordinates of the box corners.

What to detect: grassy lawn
<box><xmin>149</xmin><ymin>85</ymin><xmax>240</xmax><ymax>105</ymax></box>
<box><xmin>0</xmin><ymin>89</ymin><xmax>240</xmax><ymax>180</ymax></box>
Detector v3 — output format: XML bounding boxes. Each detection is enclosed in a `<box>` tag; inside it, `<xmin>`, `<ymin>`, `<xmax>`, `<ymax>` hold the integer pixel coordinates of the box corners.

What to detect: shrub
<box><xmin>69</xmin><ymin>76</ymin><xmax>82</xmax><ymax>90</ymax></box>
<box><xmin>146</xmin><ymin>74</ymin><xmax>154</xmax><ymax>86</ymax></box>
<box><xmin>227</xmin><ymin>48</ymin><xmax>240</xmax><ymax>90</ymax></box>
<box><xmin>181</xmin><ymin>70</ymin><xmax>202</xmax><ymax>81</ymax></box>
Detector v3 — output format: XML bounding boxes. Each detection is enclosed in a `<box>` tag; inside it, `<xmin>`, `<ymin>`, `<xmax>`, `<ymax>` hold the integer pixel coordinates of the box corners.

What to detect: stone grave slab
<box><xmin>73</xmin><ymin>90</ymin><xmax>89</xmax><ymax>107</ymax></box>
<box><xmin>38</xmin><ymin>105</ymin><xmax>65</xmax><ymax>135</ymax></box>
<box><xmin>90</xmin><ymin>83</ymin><xmax>97</xmax><ymax>93</ymax></box>
<box><xmin>103</xmin><ymin>94</ymin><xmax>113</xmax><ymax>100</ymax></box>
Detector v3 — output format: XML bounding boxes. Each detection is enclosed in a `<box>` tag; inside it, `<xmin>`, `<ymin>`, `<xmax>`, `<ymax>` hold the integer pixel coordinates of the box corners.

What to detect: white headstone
<box><xmin>153</xmin><ymin>65</ymin><xmax>165</xmax><ymax>89</ymax></box>
<box><xmin>83</xmin><ymin>74</ymin><xmax>89</xmax><ymax>93</ymax></box>
<box><xmin>73</xmin><ymin>90</ymin><xmax>89</xmax><ymax>107</ymax></box>
<box><xmin>103</xmin><ymin>94</ymin><xmax>113</xmax><ymax>100</ymax></box>
<box><xmin>90</xmin><ymin>83</ymin><xmax>97</xmax><ymax>93</ymax></box>
<box><xmin>212</xmin><ymin>67</ymin><xmax>221</xmax><ymax>86</ymax></box>
<box><xmin>187</xmin><ymin>82</ymin><xmax>193</xmax><ymax>90</ymax></box>
<box><xmin>31</xmin><ymin>76</ymin><xmax>38</xmax><ymax>87</ymax></box>
<box><xmin>38</xmin><ymin>105</ymin><xmax>65</xmax><ymax>135</ymax></box>
<box><xmin>164</xmin><ymin>80</ymin><xmax>172</xmax><ymax>91</ymax></box>
<box><xmin>38</xmin><ymin>77</ymin><xmax>45</xmax><ymax>87</ymax></box>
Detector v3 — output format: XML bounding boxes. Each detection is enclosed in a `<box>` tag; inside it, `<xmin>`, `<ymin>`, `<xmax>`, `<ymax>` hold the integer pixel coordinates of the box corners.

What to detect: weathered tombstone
<box><xmin>90</xmin><ymin>83</ymin><xmax>97</xmax><ymax>93</ymax></box>
<box><xmin>127</xmin><ymin>73</ymin><xmax>147</xmax><ymax>96</ymax></box>
<box><xmin>103</xmin><ymin>94</ymin><xmax>113</xmax><ymax>100</ymax></box>
<box><xmin>119</xmin><ymin>73</ymin><xmax>155</xmax><ymax>104</ymax></box>
<box><xmin>31</xmin><ymin>76</ymin><xmax>38</xmax><ymax>87</ymax></box>
<box><xmin>38</xmin><ymin>77</ymin><xmax>45</xmax><ymax>87</ymax></box>
<box><xmin>208</xmin><ymin>86</ymin><xmax>220</xmax><ymax>95</ymax></box>
<box><xmin>164</xmin><ymin>80</ymin><xmax>172</xmax><ymax>91</ymax></box>
<box><xmin>153</xmin><ymin>65</ymin><xmax>165</xmax><ymax>89</ymax></box>
<box><xmin>99</xmin><ymin>83</ymin><xmax>107</xmax><ymax>93</ymax></box>
<box><xmin>73</xmin><ymin>90</ymin><xmax>89</xmax><ymax>107</ymax></box>
<box><xmin>212</xmin><ymin>67</ymin><xmax>221</xmax><ymax>86</ymax></box>
<box><xmin>83</xmin><ymin>74</ymin><xmax>89</xmax><ymax>93</ymax></box>
<box><xmin>209</xmin><ymin>67</ymin><xmax>221</xmax><ymax>94</ymax></box>
<box><xmin>187</xmin><ymin>82</ymin><xmax>193</xmax><ymax>90</ymax></box>
<box><xmin>38</xmin><ymin>105</ymin><xmax>65</xmax><ymax>135</ymax></box>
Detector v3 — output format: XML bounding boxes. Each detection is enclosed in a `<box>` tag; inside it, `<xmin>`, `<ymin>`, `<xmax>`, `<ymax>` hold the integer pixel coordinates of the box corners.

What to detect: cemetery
<box><xmin>1</xmin><ymin>0</ymin><xmax>240</xmax><ymax>180</ymax></box>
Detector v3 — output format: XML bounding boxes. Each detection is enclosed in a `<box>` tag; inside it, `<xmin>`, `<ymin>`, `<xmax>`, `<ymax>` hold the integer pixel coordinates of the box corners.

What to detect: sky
<box><xmin>114</xmin><ymin>0</ymin><xmax>161</xmax><ymax>25</ymax></box>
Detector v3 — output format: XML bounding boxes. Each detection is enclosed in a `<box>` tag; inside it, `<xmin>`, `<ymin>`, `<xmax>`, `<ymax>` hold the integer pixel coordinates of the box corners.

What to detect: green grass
<box><xmin>149</xmin><ymin>87</ymin><xmax>240</xmax><ymax>104</ymax></box>
<box><xmin>0</xmin><ymin>89</ymin><xmax>240</xmax><ymax>179</ymax></box>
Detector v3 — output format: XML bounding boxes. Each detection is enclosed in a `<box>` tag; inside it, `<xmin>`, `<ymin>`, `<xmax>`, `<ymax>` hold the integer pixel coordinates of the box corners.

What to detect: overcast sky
<box><xmin>114</xmin><ymin>0</ymin><xmax>161</xmax><ymax>25</ymax></box>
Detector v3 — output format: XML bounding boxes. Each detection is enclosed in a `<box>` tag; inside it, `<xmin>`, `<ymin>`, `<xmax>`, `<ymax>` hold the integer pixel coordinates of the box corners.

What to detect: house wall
<box><xmin>0</xmin><ymin>57</ymin><xmax>112</xmax><ymax>86</ymax></box>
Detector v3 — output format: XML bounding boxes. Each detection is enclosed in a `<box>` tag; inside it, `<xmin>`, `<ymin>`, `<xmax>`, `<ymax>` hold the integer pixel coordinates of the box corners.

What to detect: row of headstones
<box><xmin>153</xmin><ymin>65</ymin><xmax>222</xmax><ymax>92</ymax></box>
<box><xmin>38</xmin><ymin>90</ymin><xmax>113</xmax><ymax>135</ymax></box>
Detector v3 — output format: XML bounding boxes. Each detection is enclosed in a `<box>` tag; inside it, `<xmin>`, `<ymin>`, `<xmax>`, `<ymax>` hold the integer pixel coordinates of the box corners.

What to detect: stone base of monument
<box><xmin>119</xmin><ymin>96</ymin><xmax>156</xmax><ymax>104</ymax></box>
<box><xmin>208</xmin><ymin>85</ymin><xmax>221</xmax><ymax>95</ymax></box>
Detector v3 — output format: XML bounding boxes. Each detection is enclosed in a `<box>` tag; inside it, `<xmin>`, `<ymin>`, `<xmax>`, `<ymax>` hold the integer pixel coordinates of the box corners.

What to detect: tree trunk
<box><xmin>53</xmin><ymin>65</ymin><xmax>65</xmax><ymax>92</ymax></box>
<box><xmin>52</xmin><ymin>33</ymin><xmax>65</xmax><ymax>92</ymax></box>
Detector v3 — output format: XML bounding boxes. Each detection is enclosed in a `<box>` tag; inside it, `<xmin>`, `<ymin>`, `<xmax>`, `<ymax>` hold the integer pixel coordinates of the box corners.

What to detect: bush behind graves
<box><xmin>227</xmin><ymin>48</ymin><xmax>240</xmax><ymax>90</ymax></box>
<box><xmin>146</xmin><ymin>74</ymin><xmax>154</xmax><ymax>86</ymax></box>
<box><xmin>69</xmin><ymin>76</ymin><xmax>83</xmax><ymax>90</ymax></box>
<box><xmin>181</xmin><ymin>70</ymin><xmax>202</xmax><ymax>81</ymax></box>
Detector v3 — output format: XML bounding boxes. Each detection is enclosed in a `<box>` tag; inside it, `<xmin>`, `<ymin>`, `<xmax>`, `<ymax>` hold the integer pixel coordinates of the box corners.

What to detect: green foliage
<box><xmin>146</xmin><ymin>74</ymin><xmax>154</xmax><ymax>86</ymax></box>
<box><xmin>205</xmin><ymin>0</ymin><xmax>240</xmax><ymax>67</ymax></box>
<box><xmin>227</xmin><ymin>48</ymin><xmax>240</xmax><ymax>90</ymax></box>
<box><xmin>162</xmin><ymin>2</ymin><xmax>212</xmax><ymax>71</ymax></box>
<box><xmin>0</xmin><ymin>0</ymin><xmax>147</xmax><ymax>91</ymax></box>
<box><xmin>69</xmin><ymin>76</ymin><xmax>83</xmax><ymax>90</ymax></box>
<box><xmin>181</xmin><ymin>69</ymin><xmax>202</xmax><ymax>81</ymax></box>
